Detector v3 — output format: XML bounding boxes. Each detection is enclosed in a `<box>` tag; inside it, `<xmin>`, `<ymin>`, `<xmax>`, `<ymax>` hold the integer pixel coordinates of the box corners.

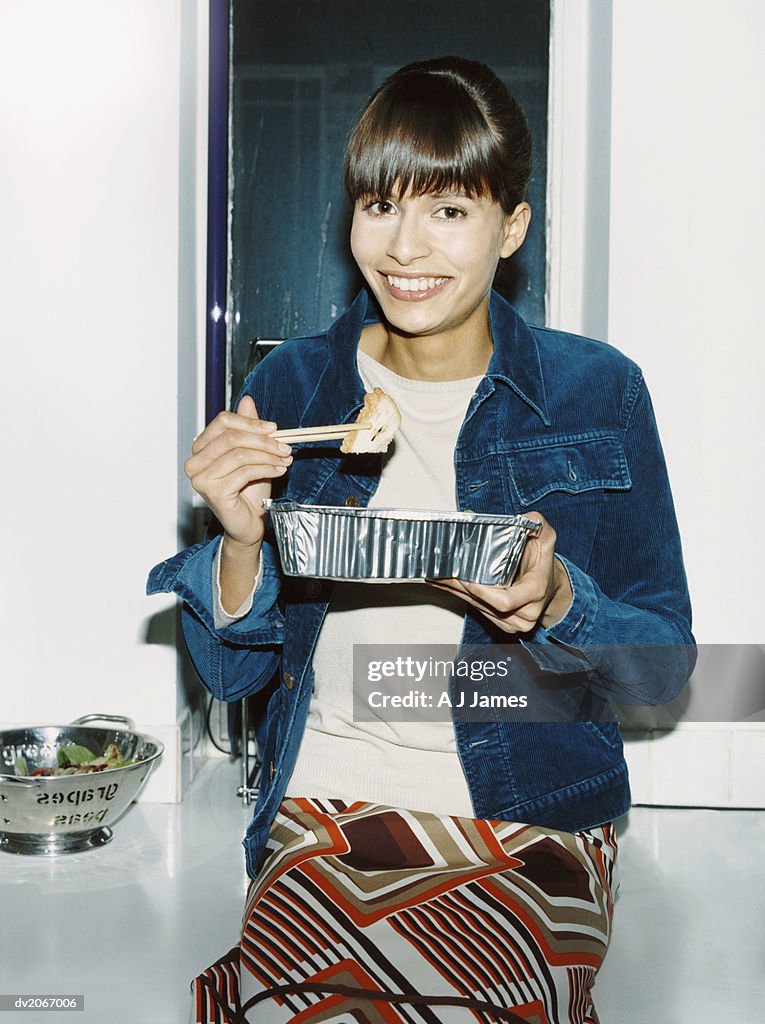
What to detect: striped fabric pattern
<box><xmin>191</xmin><ymin>798</ymin><xmax>618</xmax><ymax>1024</ymax></box>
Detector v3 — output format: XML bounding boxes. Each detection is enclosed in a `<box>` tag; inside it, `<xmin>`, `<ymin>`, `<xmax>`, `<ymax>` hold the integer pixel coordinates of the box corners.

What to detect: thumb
<box><xmin>236</xmin><ymin>394</ymin><xmax>259</xmax><ymax>419</ymax></box>
<box><xmin>516</xmin><ymin>510</ymin><xmax>548</xmax><ymax>573</ymax></box>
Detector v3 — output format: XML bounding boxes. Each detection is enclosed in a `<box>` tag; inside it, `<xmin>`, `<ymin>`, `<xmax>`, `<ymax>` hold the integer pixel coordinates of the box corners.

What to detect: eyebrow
<box><xmin>430</xmin><ymin>189</ymin><xmax>476</xmax><ymax>201</ymax></box>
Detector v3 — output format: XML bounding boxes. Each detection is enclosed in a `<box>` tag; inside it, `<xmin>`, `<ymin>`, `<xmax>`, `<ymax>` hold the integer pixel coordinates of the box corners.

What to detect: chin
<box><xmin>386</xmin><ymin>312</ymin><xmax>441</xmax><ymax>338</ymax></box>
<box><xmin>375</xmin><ymin>295</ymin><xmax>443</xmax><ymax>332</ymax></box>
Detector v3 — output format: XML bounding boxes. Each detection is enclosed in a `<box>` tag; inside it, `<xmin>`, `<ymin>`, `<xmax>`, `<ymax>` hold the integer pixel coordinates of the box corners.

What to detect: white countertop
<box><xmin>1</xmin><ymin>758</ymin><xmax>763</xmax><ymax>1022</ymax></box>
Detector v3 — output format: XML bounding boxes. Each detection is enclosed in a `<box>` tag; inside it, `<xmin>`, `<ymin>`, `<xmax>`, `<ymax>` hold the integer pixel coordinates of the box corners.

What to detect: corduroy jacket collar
<box><xmin>308</xmin><ymin>288</ymin><xmax>551</xmax><ymax>427</ymax></box>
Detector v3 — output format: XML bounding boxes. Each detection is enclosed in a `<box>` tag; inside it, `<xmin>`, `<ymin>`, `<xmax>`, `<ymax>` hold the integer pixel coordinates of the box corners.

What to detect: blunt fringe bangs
<box><xmin>344</xmin><ymin>57</ymin><xmax>532</xmax><ymax>215</ymax></box>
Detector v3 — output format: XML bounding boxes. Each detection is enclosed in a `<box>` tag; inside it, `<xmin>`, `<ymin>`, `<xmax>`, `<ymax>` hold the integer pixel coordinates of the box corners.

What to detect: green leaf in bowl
<box><xmin>57</xmin><ymin>744</ymin><xmax>97</xmax><ymax>768</ymax></box>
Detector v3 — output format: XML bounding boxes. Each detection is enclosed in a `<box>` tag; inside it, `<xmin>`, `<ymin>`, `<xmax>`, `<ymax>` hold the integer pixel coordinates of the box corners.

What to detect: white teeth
<box><xmin>386</xmin><ymin>275</ymin><xmax>447</xmax><ymax>292</ymax></box>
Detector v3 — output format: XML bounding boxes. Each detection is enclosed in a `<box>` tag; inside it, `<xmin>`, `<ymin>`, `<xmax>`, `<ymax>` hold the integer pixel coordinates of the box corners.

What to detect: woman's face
<box><xmin>350</xmin><ymin>188</ymin><xmax>529</xmax><ymax>344</ymax></box>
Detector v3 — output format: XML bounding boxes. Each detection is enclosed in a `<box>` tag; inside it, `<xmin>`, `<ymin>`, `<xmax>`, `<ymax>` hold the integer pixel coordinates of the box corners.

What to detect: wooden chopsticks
<box><xmin>270</xmin><ymin>423</ymin><xmax>372</xmax><ymax>444</ymax></box>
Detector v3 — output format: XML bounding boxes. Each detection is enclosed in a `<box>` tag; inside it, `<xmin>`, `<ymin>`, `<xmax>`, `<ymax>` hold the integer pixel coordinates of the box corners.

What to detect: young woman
<box><xmin>149</xmin><ymin>56</ymin><xmax>695</xmax><ymax>1024</ymax></box>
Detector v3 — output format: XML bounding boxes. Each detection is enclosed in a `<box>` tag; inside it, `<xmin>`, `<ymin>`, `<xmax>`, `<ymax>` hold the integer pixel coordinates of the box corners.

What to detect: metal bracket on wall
<box><xmin>237</xmin><ymin>697</ymin><xmax>262</xmax><ymax>806</ymax></box>
<box><xmin>245</xmin><ymin>337</ymin><xmax>284</xmax><ymax>377</ymax></box>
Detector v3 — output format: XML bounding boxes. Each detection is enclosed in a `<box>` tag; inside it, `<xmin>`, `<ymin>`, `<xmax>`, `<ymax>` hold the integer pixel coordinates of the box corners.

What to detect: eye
<box><xmin>363</xmin><ymin>198</ymin><xmax>396</xmax><ymax>217</ymax></box>
<box><xmin>434</xmin><ymin>205</ymin><xmax>467</xmax><ymax>221</ymax></box>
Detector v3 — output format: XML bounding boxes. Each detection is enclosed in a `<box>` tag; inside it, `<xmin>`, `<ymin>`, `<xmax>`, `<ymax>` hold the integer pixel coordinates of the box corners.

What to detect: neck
<box><xmin>359</xmin><ymin>308</ymin><xmax>493</xmax><ymax>382</ymax></box>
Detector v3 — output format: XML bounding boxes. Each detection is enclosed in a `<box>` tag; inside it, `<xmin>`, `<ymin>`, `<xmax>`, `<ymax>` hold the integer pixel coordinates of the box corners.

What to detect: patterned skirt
<box><xmin>191</xmin><ymin>798</ymin><xmax>618</xmax><ymax>1024</ymax></box>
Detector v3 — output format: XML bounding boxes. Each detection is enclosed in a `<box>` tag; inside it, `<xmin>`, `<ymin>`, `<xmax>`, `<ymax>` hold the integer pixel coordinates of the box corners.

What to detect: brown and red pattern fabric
<box><xmin>191</xmin><ymin>799</ymin><xmax>618</xmax><ymax>1024</ymax></box>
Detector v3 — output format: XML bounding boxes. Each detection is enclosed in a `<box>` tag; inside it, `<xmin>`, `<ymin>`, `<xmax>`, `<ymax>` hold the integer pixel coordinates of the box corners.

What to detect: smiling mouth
<box><xmin>381</xmin><ymin>273</ymin><xmax>451</xmax><ymax>300</ymax></box>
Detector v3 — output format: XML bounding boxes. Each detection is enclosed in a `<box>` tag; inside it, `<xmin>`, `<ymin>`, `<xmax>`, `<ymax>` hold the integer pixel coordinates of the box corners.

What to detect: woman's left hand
<box><xmin>428</xmin><ymin>512</ymin><xmax>573</xmax><ymax>634</ymax></box>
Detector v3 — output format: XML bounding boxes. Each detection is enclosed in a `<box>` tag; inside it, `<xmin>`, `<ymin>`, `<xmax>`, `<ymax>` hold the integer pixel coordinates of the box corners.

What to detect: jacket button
<box><xmin>283</xmin><ymin>671</ymin><xmax>295</xmax><ymax>689</ymax></box>
<box><xmin>306</xmin><ymin>580</ymin><xmax>321</xmax><ymax>599</ymax></box>
<box><xmin>345</xmin><ymin>494</ymin><xmax>360</xmax><ymax>507</ymax></box>
<box><xmin>269</xmin><ymin>761</ymin><xmax>275</xmax><ymax>779</ymax></box>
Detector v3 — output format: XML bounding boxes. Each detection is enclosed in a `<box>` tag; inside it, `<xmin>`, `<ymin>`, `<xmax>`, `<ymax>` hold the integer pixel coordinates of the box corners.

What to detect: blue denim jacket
<box><xmin>148</xmin><ymin>290</ymin><xmax>695</xmax><ymax>878</ymax></box>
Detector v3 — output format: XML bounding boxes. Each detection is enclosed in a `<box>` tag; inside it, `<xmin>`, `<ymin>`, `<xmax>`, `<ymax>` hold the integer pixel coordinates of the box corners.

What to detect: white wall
<box><xmin>608</xmin><ymin>0</ymin><xmax>765</xmax><ymax>647</ymax></box>
<box><xmin>608</xmin><ymin>0</ymin><xmax>764</xmax><ymax>806</ymax></box>
<box><xmin>553</xmin><ymin>0</ymin><xmax>765</xmax><ymax>806</ymax></box>
<box><xmin>0</xmin><ymin>0</ymin><xmax>207</xmax><ymax>800</ymax></box>
<box><xmin>553</xmin><ymin>0</ymin><xmax>764</xmax><ymax>644</ymax></box>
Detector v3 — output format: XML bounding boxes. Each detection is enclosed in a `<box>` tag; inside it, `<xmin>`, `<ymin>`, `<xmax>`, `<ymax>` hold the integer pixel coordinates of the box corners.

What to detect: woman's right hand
<box><xmin>184</xmin><ymin>396</ymin><xmax>292</xmax><ymax>604</ymax></box>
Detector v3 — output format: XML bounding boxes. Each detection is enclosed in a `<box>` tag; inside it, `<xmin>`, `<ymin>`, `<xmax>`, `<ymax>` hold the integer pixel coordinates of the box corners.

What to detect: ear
<box><xmin>499</xmin><ymin>202</ymin><xmax>531</xmax><ymax>259</ymax></box>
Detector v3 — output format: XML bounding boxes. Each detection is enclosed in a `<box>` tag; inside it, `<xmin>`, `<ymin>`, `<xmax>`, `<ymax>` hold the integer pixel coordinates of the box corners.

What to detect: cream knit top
<box><xmin>284</xmin><ymin>351</ymin><xmax>482</xmax><ymax>816</ymax></box>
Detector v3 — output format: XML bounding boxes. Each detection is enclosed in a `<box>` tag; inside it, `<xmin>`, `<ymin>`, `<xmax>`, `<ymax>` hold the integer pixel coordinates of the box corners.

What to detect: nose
<box><xmin>386</xmin><ymin>208</ymin><xmax>431</xmax><ymax>265</ymax></box>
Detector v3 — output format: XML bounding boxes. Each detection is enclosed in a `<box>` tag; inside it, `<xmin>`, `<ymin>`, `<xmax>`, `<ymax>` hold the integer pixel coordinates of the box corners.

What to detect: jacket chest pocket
<box><xmin>505</xmin><ymin>436</ymin><xmax>631</xmax><ymax>567</ymax></box>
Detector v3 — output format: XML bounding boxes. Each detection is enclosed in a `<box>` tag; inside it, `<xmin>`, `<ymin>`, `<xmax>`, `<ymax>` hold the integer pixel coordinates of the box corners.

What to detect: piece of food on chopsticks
<box><xmin>269</xmin><ymin>387</ymin><xmax>401</xmax><ymax>453</ymax></box>
<box><xmin>340</xmin><ymin>388</ymin><xmax>402</xmax><ymax>453</ymax></box>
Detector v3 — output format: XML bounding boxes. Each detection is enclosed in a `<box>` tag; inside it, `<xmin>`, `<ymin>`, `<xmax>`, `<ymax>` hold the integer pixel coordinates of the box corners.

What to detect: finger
<box><xmin>427</xmin><ymin>579</ymin><xmax>539</xmax><ymax>634</ymax></box>
<box><xmin>192</xmin><ymin>407</ymin><xmax>278</xmax><ymax>456</ymax></box>
<box><xmin>483</xmin><ymin>610</ymin><xmax>540</xmax><ymax>634</ymax></box>
<box><xmin>198</xmin><ymin>460</ymin><xmax>289</xmax><ymax>493</ymax></box>
<box><xmin>189</xmin><ymin>425</ymin><xmax>291</xmax><ymax>472</ymax></box>
<box><xmin>187</xmin><ymin>445</ymin><xmax>291</xmax><ymax>489</ymax></box>
<box><xmin>190</xmin><ymin>459</ymin><xmax>290</xmax><ymax>506</ymax></box>
<box><xmin>237</xmin><ymin>394</ymin><xmax>259</xmax><ymax>419</ymax></box>
<box><xmin>430</xmin><ymin>573</ymin><xmax>546</xmax><ymax>616</ymax></box>
<box><xmin>514</xmin><ymin>510</ymin><xmax>554</xmax><ymax>569</ymax></box>
<box><xmin>488</xmin><ymin>572</ymin><xmax>549</xmax><ymax>613</ymax></box>
<box><xmin>471</xmin><ymin>602</ymin><xmax>541</xmax><ymax>633</ymax></box>
<box><xmin>427</xmin><ymin>577</ymin><xmax>522</xmax><ymax>616</ymax></box>
<box><xmin>192</xmin><ymin>414</ymin><xmax>279</xmax><ymax>457</ymax></box>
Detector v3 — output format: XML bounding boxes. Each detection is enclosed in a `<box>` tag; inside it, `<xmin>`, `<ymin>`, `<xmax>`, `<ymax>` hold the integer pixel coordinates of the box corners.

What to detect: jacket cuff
<box><xmin>147</xmin><ymin>536</ymin><xmax>284</xmax><ymax>642</ymax></box>
<box><xmin>520</xmin><ymin>557</ymin><xmax>598</xmax><ymax>674</ymax></box>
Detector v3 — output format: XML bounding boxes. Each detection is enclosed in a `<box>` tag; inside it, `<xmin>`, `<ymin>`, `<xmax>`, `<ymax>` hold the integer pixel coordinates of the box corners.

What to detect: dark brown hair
<box><xmin>344</xmin><ymin>56</ymin><xmax>532</xmax><ymax>214</ymax></box>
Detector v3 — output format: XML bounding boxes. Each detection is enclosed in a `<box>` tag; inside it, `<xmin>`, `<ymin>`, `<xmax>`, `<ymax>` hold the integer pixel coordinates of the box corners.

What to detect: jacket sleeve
<box><xmin>522</xmin><ymin>375</ymin><xmax>696</xmax><ymax>705</ymax></box>
<box><xmin>146</xmin><ymin>533</ymin><xmax>285</xmax><ymax>702</ymax></box>
<box><xmin>145</xmin><ymin>352</ymin><xmax>297</xmax><ymax>702</ymax></box>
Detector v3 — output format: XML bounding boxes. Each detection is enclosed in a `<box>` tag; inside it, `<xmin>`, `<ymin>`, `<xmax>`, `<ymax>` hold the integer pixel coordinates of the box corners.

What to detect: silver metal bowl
<box><xmin>0</xmin><ymin>715</ymin><xmax>163</xmax><ymax>856</ymax></box>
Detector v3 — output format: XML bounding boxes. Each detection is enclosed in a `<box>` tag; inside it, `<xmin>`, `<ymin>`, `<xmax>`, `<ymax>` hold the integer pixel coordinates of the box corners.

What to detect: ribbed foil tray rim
<box><xmin>263</xmin><ymin>499</ymin><xmax>541</xmax><ymax>532</ymax></box>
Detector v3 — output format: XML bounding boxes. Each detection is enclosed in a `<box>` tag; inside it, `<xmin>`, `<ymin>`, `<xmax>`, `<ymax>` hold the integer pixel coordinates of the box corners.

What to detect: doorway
<box><xmin>228</xmin><ymin>0</ymin><xmax>551</xmax><ymax>399</ymax></box>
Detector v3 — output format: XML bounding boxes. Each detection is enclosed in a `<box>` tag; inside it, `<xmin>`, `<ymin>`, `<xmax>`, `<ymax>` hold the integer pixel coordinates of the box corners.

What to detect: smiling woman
<box><xmin>149</xmin><ymin>54</ymin><xmax>694</xmax><ymax>1024</ymax></box>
